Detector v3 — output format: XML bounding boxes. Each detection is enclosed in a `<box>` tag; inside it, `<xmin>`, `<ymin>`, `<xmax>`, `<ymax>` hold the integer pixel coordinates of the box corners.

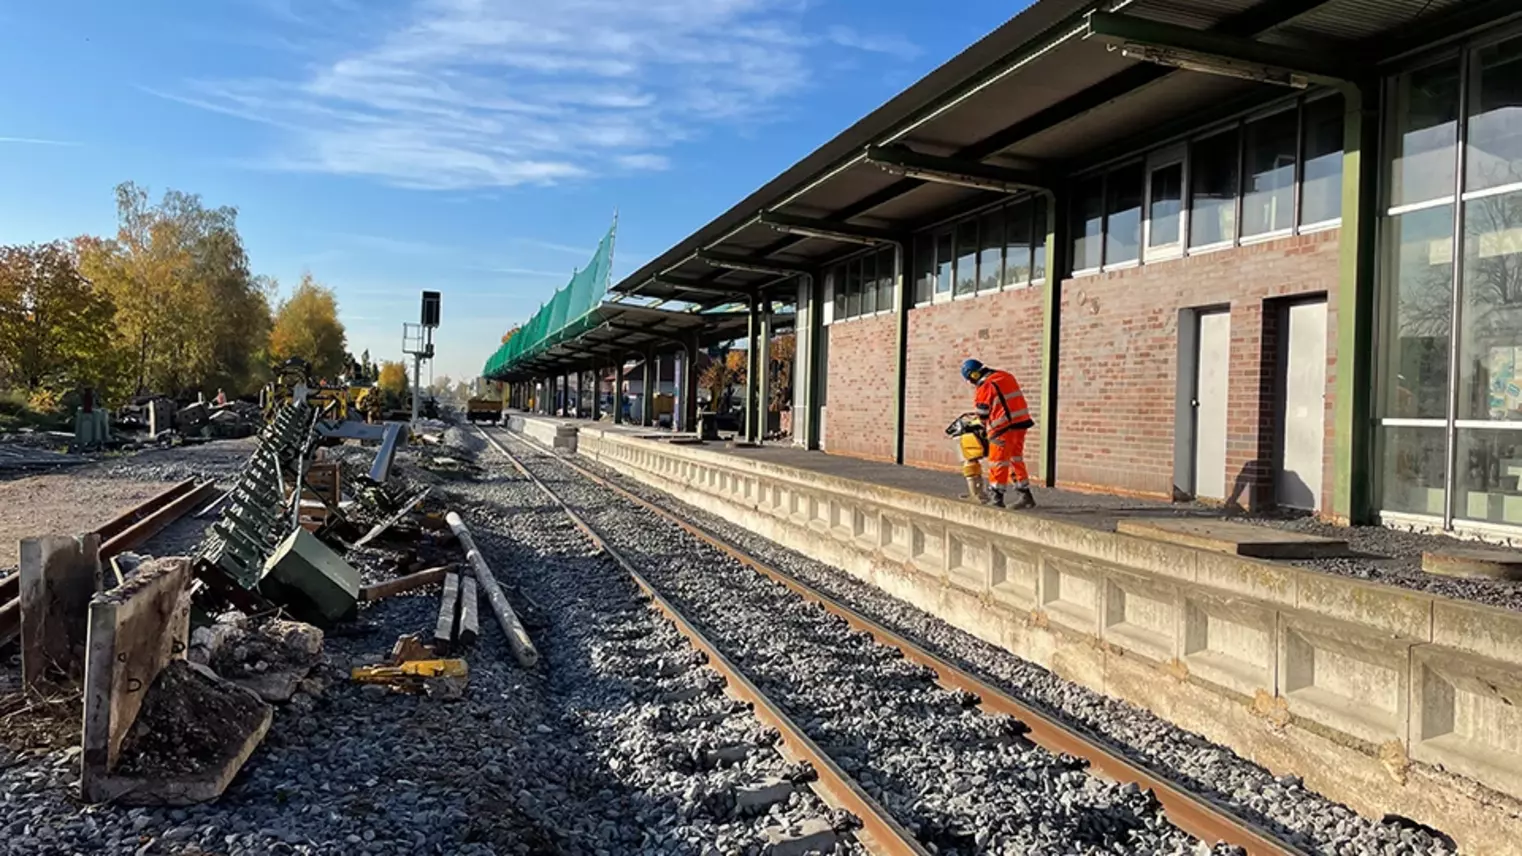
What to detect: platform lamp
<box><xmin>404</xmin><ymin>290</ymin><xmax>441</xmax><ymax>427</ymax></box>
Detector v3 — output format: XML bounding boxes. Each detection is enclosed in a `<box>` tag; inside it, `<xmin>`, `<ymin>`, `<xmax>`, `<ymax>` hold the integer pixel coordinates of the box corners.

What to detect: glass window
<box><xmin>860</xmin><ymin>252</ymin><xmax>878</xmax><ymax>315</ymax></box>
<box><xmin>1380</xmin><ymin>426</ymin><xmax>1449</xmax><ymax>516</ymax></box>
<box><xmin>1458</xmin><ymin>189</ymin><xmax>1522</xmax><ymax>420</ymax></box>
<box><xmin>1456</xmin><ymin>428</ymin><xmax>1522</xmax><ymax>525</ymax></box>
<box><xmin>844</xmin><ymin>258</ymin><xmax>861</xmax><ymax>319</ymax></box>
<box><xmin>1302</xmin><ymin>95</ymin><xmax>1344</xmax><ymax>225</ymax></box>
<box><xmin>1072</xmin><ymin>176</ymin><xmax>1104</xmax><ymax>270</ymax></box>
<box><xmin>1148</xmin><ymin>161</ymin><xmax>1184</xmax><ymax>248</ymax></box>
<box><xmin>1242</xmin><ymin>109</ymin><xmax>1298</xmax><ymax>236</ymax></box>
<box><xmin>1031</xmin><ymin>196</ymin><xmax>1047</xmax><ymax>283</ymax></box>
<box><xmin>877</xmin><ymin>248</ymin><xmax>897</xmax><ymax>312</ymax></box>
<box><xmin>955</xmin><ymin>219</ymin><xmax>979</xmax><ymax>296</ymax></box>
<box><xmin>913</xmin><ymin>235</ymin><xmax>933</xmax><ymax>305</ymax></box>
<box><xmin>830</xmin><ymin>267</ymin><xmax>845</xmax><ymax>321</ymax></box>
<box><xmin>978</xmin><ymin>208</ymin><xmax>1004</xmax><ymax>292</ymax></box>
<box><xmin>1105</xmin><ymin>162</ymin><xmax>1144</xmax><ymax>265</ymax></box>
<box><xmin>1390</xmin><ymin>60</ymin><xmax>1461</xmax><ymax>207</ymax></box>
<box><xmin>1190</xmin><ymin>129</ymin><xmax>1239</xmax><ymax>247</ymax></box>
<box><xmin>1004</xmin><ymin>200</ymin><xmax>1032</xmax><ymax>287</ymax></box>
<box><xmin>935</xmin><ymin>231</ymin><xmax>953</xmax><ymax>296</ymax></box>
<box><xmin>1468</xmin><ymin>36</ymin><xmax>1522</xmax><ymax>193</ymax></box>
<box><xmin>1381</xmin><ymin>205</ymin><xmax>1455</xmax><ymax>419</ymax></box>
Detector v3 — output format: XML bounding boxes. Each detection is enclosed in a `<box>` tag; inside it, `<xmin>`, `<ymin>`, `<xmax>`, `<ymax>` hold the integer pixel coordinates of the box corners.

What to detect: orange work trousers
<box><xmin>987</xmin><ymin>429</ymin><xmax>1029</xmax><ymax>489</ymax></box>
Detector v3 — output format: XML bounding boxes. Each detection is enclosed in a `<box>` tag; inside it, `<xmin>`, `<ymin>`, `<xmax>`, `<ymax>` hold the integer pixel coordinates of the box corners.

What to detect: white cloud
<box><xmin>825</xmin><ymin>25</ymin><xmax>922</xmax><ymax>60</ymax></box>
<box><xmin>0</xmin><ymin>136</ymin><xmax>81</xmax><ymax>146</ymax></box>
<box><xmin>150</xmin><ymin>0</ymin><xmax>918</xmax><ymax>190</ymax></box>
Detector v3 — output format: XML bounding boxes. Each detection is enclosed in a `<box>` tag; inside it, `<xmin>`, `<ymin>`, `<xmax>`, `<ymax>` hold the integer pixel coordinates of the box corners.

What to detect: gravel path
<box><xmin>489</xmin><ymin>429</ymin><xmax>1223</xmax><ymax>856</ymax></box>
<box><xmin>516</xmin><ymin>433</ymin><xmax>1460</xmax><ymax>856</ymax></box>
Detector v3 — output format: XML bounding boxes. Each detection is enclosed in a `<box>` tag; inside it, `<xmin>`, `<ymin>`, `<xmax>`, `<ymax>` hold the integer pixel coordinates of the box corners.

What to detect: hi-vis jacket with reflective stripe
<box><xmin>974</xmin><ymin>369</ymin><xmax>1034</xmax><ymax>438</ymax></box>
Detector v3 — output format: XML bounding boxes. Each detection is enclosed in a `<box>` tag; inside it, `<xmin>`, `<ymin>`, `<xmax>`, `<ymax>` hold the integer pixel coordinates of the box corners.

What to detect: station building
<box><xmin>488</xmin><ymin>0</ymin><xmax>1522</xmax><ymax>537</ymax></box>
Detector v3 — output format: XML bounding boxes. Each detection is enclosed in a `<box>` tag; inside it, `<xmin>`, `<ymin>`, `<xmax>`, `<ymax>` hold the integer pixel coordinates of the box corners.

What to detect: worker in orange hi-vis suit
<box><xmin>960</xmin><ymin>359</ymin><xmax>1036</xmax><ymax>509</ymax></box>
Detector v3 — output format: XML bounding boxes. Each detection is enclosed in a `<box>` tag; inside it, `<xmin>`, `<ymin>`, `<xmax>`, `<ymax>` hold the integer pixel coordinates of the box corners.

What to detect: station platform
<box><xmin>500</xmin><ymin>410</ymin><xmax>1522</xmax><ymax>850</ymax></box>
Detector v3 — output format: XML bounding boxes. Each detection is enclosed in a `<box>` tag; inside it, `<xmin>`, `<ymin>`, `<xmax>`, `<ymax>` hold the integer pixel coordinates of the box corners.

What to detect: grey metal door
<box><xmin>1278</xmin><ymin>300</ymin><xmax>1327</xmax><ymax>510</ymax></box>
<box><xmin>1193</xmin><ymin>311</ymin><xmax>1230</xmax><ymax>500</ymax></box>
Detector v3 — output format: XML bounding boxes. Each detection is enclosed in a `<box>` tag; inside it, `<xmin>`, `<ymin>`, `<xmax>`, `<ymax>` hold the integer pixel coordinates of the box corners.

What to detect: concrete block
<box><xmin>1422</xmin><ymin>546</ymin><xmax>1522</xmax><ymax>580</ymax></box>
<box><xmin>989</xmin><ymin>544</ymin><xmax>1038</xmax><ymax>610</ymax></box>
<box><xmin>1038</xmin><ymin>554</ymin><xmax>1101</xmax><ymax>637</ymax></box>
<box><xmin>82</xmin><ymin>557</ymin><xmax>193</xmax><ymax>789</ymax></box>
<box><xmin>1179</xmin><ymin>589</ymin><xmax>1277</xmax><ymax>700</ymax></box>
<box><xmin>946</xmin><ymin>532</ymin><xmax>990</xmax><ymax>592</ymax></box>
<box><xmin>1294</xmin><ymin>571</ymin><xmax>1433</xmax><ymax>640</ymax></box>
<box><xmin>880</xmin><ymin>514</ymin><xmax>912</xmax><ymax>564</ymax></box>
<box><xmin>258</xmin><ymin>528</ymin><xmax>360</xmax><ymax>626</ymax></box>
<box><xmin>1117</xmin><ymin>518</ymin><xmax>1349</xmax><ymax>558</ymax></box>
<box><xmin>764</xmin><ymin>817</ymin><xmax>838</xmax><ymax>856</ymax></box>
<box><xmin>1277</xmin><ymin>609</ymin><xmax>1414</xmax><ymax>749</ymax></box>
<box><xmin>909</xmin><ymin>519</ymin><xmax>946</xmax><ymax>577</ymax></box>
<box><xmin>1193</xmin><ymin>551</ymin><xmax>1297</xmax><ymax>606</ymax></box>
<box><xmin>734</xmin><ymin>777</ymin><xmax>793</xmax><ymax>815</ymax></box>
<box><xmin>20</xmin><ymin>534</ymin><xmax>102</xmax><ymax>688</ymax></box>
<box><xmin>1101</xmin><ymin>568</ymin><xmax>1179</xmax><ymax>665</ymax></box>
<box><xmin>1409</xmin><ymin>644</ymin><xmax>1522</xmax><ymax>799</ymax></box>
<box><xmin>1431</xmin><ymin>599</ymin><xmax>1522</xmax><ymax>666</ymax></box>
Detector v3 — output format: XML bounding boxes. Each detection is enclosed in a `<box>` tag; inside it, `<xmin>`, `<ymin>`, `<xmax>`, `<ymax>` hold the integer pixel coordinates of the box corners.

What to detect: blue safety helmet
<box><xmin>960</xmin><ymin>359</ymin><xmax>985</xmax><ymax>383</ymax></box>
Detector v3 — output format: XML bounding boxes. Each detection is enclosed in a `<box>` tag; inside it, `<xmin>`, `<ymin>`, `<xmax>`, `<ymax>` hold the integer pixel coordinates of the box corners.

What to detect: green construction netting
<box><xmin>482</xmin><ymin>220</ymin><xmax>616</xmax><ymax>379</ymax></box>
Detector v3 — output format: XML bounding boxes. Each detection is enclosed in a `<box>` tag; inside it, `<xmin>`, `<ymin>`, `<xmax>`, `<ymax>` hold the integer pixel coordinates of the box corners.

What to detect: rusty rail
<box><xmin>483</xmin><ymin>426</ymin><xmax>1308</xmax><ymax>856</ymax></box>
<box><xmin>478</xmin><ymin>426</ymin><xmax>928</xmax><ymax>856</ymax></box>
<box><xmin>1</xmin><ymin>478</ymin><xmax>216</xmax><ymax>647</ymax></box>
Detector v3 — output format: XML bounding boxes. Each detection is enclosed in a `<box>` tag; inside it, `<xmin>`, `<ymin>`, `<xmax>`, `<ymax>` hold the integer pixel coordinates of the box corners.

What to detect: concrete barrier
<box><xmin>505</xmin><ymin>413</ymin><xmax>578</xmax><ymax>453</ymax></box>
<box><xmin>569</xmin><ymin>424</ymin><xmax>1522</xmax><ymax>855</ymax></box>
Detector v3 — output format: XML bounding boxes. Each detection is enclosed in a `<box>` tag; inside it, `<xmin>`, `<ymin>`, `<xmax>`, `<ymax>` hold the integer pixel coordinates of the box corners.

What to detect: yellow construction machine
<box><xmin>262</xmin><ymin>357</ymin><xmax>381</xmax><ymax>425</ymax></box>
<box><xmin>945</xmin><ymin>412</ymin><xmax>990</xmax><ymax>503</ymax></box>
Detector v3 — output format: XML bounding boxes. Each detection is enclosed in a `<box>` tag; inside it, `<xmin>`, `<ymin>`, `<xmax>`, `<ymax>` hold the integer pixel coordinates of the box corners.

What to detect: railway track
<box><xmin>0</xmin><ymin>477</ymin><xmax>217</xmax><ymax>646</ymax></box>
<box><xmin>478</xmin><ymin>425</ymin><xmax>1306</xmax><ymax>856</ymax></box>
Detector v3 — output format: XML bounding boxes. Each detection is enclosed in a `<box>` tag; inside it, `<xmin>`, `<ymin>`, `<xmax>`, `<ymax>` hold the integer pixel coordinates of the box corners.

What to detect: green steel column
<box><xmin>803</xmin><ymin>275</ymin><xmax>823</xmax><ymax>450</ymax></box>
<box><xmin>1038</xmin><ymin>191</ymin><xmax>1068</xmax><ymax>488</ymax></box>
<box><xmin>1332</xmin><ymin>82</ymin><xmax>1380</xmax><ymax>526</ymax></box>
<box><xmin>614</xmin><ymin>361</ymin><xmax>625</xmax><ymax>424</ymax></box>
<box><xmin>892</xmin><ymin>241</ymin><xmax>910</xmax><ymax>465</ymax></box>
<box><xmin>642</xmin><ymin>352</ymin><xmax>656</xmax><ymax>427</ymax></box>
<box><xmin>745</xmin><ymin>299</ymin><xmax>760</xmax><ymax>442</ymax></box>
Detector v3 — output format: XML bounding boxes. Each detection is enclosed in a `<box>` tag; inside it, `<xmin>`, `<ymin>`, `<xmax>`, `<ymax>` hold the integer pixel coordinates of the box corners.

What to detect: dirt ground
<box><xmin>0</xmin><ymin>474</ymin><xmax>176</xmax><ymax>570</ymax></box>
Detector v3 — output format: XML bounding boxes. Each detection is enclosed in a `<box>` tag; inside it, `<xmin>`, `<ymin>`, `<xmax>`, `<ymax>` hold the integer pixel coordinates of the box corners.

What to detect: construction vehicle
<box><xmin>262</xmin><ymin>357</ymin><xmax>381</xmax><ymax>426</ymax></box>
<box><xmin>945</xmin><ymin>412</ymin><xmax>989</xmax><ymax>503</ymax></box>
<box><xmin>465</xmin><ymin>394</ymin><xmax>503</xmax><ymax>423</ymax></box>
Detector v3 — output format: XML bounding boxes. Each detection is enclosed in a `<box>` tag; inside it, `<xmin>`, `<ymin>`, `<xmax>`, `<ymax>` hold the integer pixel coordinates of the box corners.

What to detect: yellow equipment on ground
<box><xmin>945</xmin><ymin>412</ymin><xmax>989</xmax><ymax>503</ymax></box>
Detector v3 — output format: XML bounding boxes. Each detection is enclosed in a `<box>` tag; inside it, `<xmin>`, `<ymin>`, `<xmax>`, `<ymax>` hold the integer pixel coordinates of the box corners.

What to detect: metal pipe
<box><xmin>446</xmin><ymin>511</ymin><xmax>538</xmax><ymax>668</ymax></box>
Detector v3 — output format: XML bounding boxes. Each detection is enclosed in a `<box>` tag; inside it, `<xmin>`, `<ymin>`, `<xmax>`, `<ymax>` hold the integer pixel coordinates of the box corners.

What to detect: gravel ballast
<box><xmin>490</xmin><ymin>429</ymin><xmax>1228</xmax><ymax>856</ymax></box>
<box><xmin>0</xmin><ymin>433</ymin><xmax>854</xmax><ymax>856</ymax></box>
<box><xmin>506</xmin><ymin>429</ymin><xmax>1460</xmax><ymax>856</ymax></box>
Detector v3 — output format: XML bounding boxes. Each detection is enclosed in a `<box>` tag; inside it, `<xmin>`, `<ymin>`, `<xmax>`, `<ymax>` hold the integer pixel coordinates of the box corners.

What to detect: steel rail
<box><xmin>1</xmin><ymin>478</ymin><xmax>217</xmax><ymax>646</ymax></box>
<box><xmin>476</xmin><ymin>426</ymin><xmax>929</xmax><ymax>856</ymax></box>
<box><xmin>489</xmin><ymin>426</ymin><xmax>1309</xmax><ymax>856</ymax></box>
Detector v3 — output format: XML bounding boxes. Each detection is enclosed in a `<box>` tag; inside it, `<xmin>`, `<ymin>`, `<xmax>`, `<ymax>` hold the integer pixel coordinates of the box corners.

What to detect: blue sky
<box><xmin>0</xmin><ymin>0</ymin><xmax>1024</xmax><ymax>383</ymax></box>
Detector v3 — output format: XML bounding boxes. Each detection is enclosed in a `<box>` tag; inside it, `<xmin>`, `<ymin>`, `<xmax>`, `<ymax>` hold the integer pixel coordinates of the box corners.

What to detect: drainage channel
<box><xmin>480</xmin><ymin>424</ymin><xmax>1308</xmax><ymax>856</ymax></box>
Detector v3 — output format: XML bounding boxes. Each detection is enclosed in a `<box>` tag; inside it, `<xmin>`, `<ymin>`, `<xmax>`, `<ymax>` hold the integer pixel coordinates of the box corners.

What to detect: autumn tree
<box><xmin>377</xmin><ymin>360</ymin><xmax>409</xmax><ymax>401</ymax></box>
<box><xmin>698</xmin><ymin>347</ymin><xmax>748</xmax><ymax>412</ymax></box>
<box><xmin>769</xmin><ymin>333</ymin><xmax>795</xmax><ymax>411</ymax></box>
<box><xmin>268</xmin><ymin>273</ymin><xmax>349</xmax><ymax>382</ymax></box>
<box><xmin>0</xmin><ymin>242</ymin><xmax>121</xmax><ymax>396</ymax></box>
<box><xmin>76</xmin><ymin>182</ymin><xmax>272</xmax><ymax>398</ymax></box>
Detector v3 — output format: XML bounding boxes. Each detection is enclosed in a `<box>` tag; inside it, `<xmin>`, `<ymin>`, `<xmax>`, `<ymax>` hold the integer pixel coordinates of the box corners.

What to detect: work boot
<box><xmin>1010</xmin><ymin>488</ymin><xmax>1037</xmax><ymax>510</ymax></box>
<box><xmin>990</xmin><ymin>489</ymin><xmax>1006</xmax><ymax>508</ymax></box>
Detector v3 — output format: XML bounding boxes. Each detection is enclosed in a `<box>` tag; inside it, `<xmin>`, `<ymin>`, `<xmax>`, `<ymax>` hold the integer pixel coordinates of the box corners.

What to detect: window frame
<box><xmin>1071</xmin><ymin>174</ymin><xmax>1107</xmax><ymax>276</ymax></box>
<box><xmin>1298</xmin><ymin>90</ymin><xmax>1346</xmax><ymax>232</ymax></box>
<box><xmin>1102</xmin><ymin>158</ymin><xmax>1146</xmax><ymax>271</ymax></box>
<box><xmin>1186</xmin><ymin>125</ymin><xmax>1244</xmax><ymax>255</ymax></box>
<box><xmin>1239</xmin><ymin>103</ymin><xmax>1301</xmax><ymax>244</ymax></box>
<box><xmin>1143</xmin><ymin>143</ymin><xmax>1187</xmax><ymax>262</ymax></box>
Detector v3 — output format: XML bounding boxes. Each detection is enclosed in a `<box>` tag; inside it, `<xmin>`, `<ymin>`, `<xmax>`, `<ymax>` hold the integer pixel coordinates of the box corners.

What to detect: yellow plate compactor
<box><xmin>945</xmin><ymin>412</ymin><xmax>989</xmax><ymax>504</ymax></box>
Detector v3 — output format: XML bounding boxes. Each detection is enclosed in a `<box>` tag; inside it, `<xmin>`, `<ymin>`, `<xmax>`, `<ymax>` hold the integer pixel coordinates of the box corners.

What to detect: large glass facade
<box><xmin>1378</xmin><ymin>32</ymin><xmax>1522</xmax><ymax>530</ymax></box>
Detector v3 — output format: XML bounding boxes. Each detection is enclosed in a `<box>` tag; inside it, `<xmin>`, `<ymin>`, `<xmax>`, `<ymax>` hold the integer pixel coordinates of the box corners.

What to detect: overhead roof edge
<box><xmin>611</xmin><ymin>0</ymin><xmax>1098</xmax><ymax>293</ymax></box>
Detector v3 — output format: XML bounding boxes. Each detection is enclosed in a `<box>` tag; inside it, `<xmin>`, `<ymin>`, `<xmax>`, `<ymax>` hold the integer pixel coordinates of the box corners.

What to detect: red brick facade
<box><xmin>1054</xmin><ymin>229</ymin><xmax>1340</xmax><ymax>507</ymax></box>
<box><xmin>821</xmin><ymin>312</ymin><xmax>897</xmax><ymax>461</ymax></box>
<box><xmin>817</xmin><ymin>230</ymin><xmax>1340</xmax><ymax>511</ymax></box>
<box><xmin>902</xmin><ymin>287</ymin><xmax>1046</xmax><ymax>475</ymax></box>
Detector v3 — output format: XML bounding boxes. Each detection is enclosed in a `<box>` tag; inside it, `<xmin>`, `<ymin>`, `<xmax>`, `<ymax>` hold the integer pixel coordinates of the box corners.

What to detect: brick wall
<box><xmin>822</xmin><ymin>313</ymin><xmax>898</xmax><ymax>461</ymax></box>
<box><xmin>1055</xmin><ymin>229</ymin><xmax>1341</xmax><ymax>507</ymax></box>
<box><xmin>902</xmin><ymin>288</ymin><xmax>1046</xmax><ymax>473</ymax></box>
